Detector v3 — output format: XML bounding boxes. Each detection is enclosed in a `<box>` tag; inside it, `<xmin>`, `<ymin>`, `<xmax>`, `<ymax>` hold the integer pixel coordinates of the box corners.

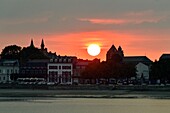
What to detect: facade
<box><xmin>0</xmin><ymin>60</ymin><xmax>19</xmax><ymax>83</ymax></box>
<box><xmin>19</xmin><ymin>59</ymin><xmax>49</xmax><ymax>80</ymax></box>
<box><xmin>48</xmin><ymin>56</ymin><xmax>76</xmax><ymax>84</ymax></box>
<box><xmin>136</xmin><ymin>62</ymin><xmax>149</xmax><ymax>81</ymax></box>
<box><xmin>73</xmin><ymin>59</ymin><xmax>92</xmax><ymax>84</ymax></box>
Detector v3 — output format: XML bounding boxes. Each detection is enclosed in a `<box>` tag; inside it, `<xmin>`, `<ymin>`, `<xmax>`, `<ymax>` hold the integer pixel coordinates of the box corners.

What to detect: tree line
<box><xmin>0</xmin><ymin>45</ymin><xmax>49</xmax><ymax>65</ymax></box>
<box><xmin>80</xmin><ymin>58</ymin><xmax>136</xmax><ymax>84</ymax></box>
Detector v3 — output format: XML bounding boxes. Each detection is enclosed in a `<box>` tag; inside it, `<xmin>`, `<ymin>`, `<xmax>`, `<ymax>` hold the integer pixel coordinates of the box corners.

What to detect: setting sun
<box><xmin>87</xmin><ymin>44</ymin><xmax>101</xmax><ymax>56</ymax></box>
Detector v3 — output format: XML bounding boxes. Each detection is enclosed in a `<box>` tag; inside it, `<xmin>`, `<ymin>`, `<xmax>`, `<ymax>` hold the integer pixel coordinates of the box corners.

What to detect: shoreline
<box><xmin>0</xmin><ymin>89</ymin><xmax>170</xmax><ymax>99</ymax></box>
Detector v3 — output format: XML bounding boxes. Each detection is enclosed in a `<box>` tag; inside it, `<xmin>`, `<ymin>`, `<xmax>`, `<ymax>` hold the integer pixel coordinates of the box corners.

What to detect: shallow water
<box><xmin>0</xmin><ymin>98</ymin><xmax>170</xmax><ymax>113</ymax></box>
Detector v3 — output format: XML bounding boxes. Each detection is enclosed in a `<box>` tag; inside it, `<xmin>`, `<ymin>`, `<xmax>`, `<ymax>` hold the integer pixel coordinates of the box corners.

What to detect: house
<box><xmin>124</xmin><ymin>56</ymin><xmax>153</xmax><ymax>82</ymax></box>
<box><xmin>136</xmin><ymin>62</ymin><xmax>149</xmax><ymax>81</ymax></box>
<box><xmin>47</xmin><ymin>56</ymin><xmax>77</xmax><ymax>84</ymax></box>
<box><xmin>0</xmin><ymin>60</ymin><xmax>19</xmax><ymax>83</ymax></box>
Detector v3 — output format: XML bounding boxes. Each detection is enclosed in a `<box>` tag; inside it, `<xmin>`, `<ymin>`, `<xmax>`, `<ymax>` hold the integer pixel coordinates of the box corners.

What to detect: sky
<box><xmin>1</xmin><ymin>0</ymin><xmax>170</xmax><ymax>61</ymax></box>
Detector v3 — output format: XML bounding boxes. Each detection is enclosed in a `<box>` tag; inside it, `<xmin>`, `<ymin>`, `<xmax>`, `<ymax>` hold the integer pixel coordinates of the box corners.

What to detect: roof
<box><xmin>107</xmin><ymin>45</ymin><xmax>117</xmax><ymax>53</ymax></box>
<box><xmin>159</xmin><ymin>54</ymin><xmax>170</xmax><ymax>60</ymax></box>
<box><xmin>124</xmin><ymin>56</ymin><xmax>153</xmax><ymax>65</ymax></box>
<box><xmin>0</xmin><ymin>59</ymin><xmax>19</xmax><ymax>66</ymax></box>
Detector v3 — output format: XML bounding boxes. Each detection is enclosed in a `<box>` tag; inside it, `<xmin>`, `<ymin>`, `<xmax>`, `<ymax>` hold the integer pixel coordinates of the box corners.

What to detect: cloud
<box><xmin>78</xmin><ymin>10</ymin><xmax>167</xmax><ymax>25</ymax></box>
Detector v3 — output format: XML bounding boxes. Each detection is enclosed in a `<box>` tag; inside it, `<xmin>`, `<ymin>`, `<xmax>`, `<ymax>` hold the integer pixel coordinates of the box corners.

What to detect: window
<box><xmin>50</xmin><ymin>59</ymin><xmax>54</xmax><ymax>62</ymax></box>
<box><xmin>62</xmin><ymin>66</ymin><xmax>71</xmax><ymax>69</ymax></box>
<box><xmin>68</xmin><ymin>59</ymin><xmax>71</xmax><ymax>62</ymax></box>
<box><xmin>76</xmin><ymin>66</ymin><xmax>80</xmax><ymax>69</ymax></box>
<box><xmin>63</xmin><ymin>59</ymin><xmax>67</xmax><ymax>62</ymax></box>
<box><xmin>7</xmin><ymin>69</ymin><xmax>9</xmax><ymax>74</ymax></box>
<box><xmin>15</xmin><ymin>70</ymin><xmax>18</xmax><ymax>73</ymax></box>
<box><xmin>59</xmin><ymin>66</ymin><xmax>61</xmax><ymax>69</ymax></box>
<box><xmin>0</xmin><ymin>69</ymin><xmax>1</xmax><ymax>73</ymax></box>
<box><xmin>59</xmin><ymin>59</ymin><xmax>62</xmax><ymax>62</ymax></box>
<box><xmin>55</xmin><ymin>59</ymin><xmax>58</xmax><ymax>62</ymax></box>
<box><xmin>49</xmin><ymin>66</ymin><xmax>58</xmax><ymax>69</ymax></box>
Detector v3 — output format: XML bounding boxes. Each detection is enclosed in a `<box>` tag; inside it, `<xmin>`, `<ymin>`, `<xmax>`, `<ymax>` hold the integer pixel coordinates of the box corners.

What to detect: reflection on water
<box><xmin>0</xmin><ymin>98</ymin><xmax>170</xmax><ymax>113</ymax></box>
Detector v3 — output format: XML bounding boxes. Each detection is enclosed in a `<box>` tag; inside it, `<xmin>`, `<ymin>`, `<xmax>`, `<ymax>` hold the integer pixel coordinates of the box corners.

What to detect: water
<box><xmin>0</xmin><ymin>98</ymin><xmax>170</xmax><ymax>113</ymax></box>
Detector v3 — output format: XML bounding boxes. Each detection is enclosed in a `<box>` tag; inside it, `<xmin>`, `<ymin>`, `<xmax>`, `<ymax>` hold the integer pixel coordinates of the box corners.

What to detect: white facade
<box><xmin>0</xmin><ymin>60</ymin><xmax>19</xmax><ymax>83</ymax></box>
<box><xmin>136</xmin><ymin>62</ymin><xmax>149</xmax><ymax>80</ymax></box>
<box><xmin>48</xmin><ymin>58</ymin><xmax>73</xmax><ymax>84</ymax></box>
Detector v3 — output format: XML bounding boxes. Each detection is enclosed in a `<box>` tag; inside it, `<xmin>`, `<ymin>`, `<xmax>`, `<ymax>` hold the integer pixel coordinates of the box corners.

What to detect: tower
<box><xmin>106</xmin><ymin>45</ymin><xmax>117</xmax><ymax>61</ymax></box>
<box><xmin>118</xmin><ymin>46</ymin><xmax>124</xmax><ymax>58</ymax></box>
<box><xmin>30</xmin><ymin>39</ymin><xmax>35</xmax><ymax>48</ymax></box>
<box><xmin>41</xmin><ymin>39</ymin><xmax>45</xmax><ymax>50</ymax></box>
<box><xmin>106</xmin><ymin>45</ymin><xmax>124</xmax><ymax>63</ymax></box>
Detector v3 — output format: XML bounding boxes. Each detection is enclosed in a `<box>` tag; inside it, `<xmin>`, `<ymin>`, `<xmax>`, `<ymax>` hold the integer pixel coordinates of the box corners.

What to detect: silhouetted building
<box><xmin>19</xmin><ymin>59</ymin><xmax>49</xmax><ymax>80</ymax></box>
<box><xmin>106</xmin><ymin>45</ymin><xmax>124</xmax><ymax>63</ymax></box>
<box><xmin>159</xmin><ymin>54</ymin><xmax>170</xmax><ymax>61</ymax></box>
<box><xmin>73</xmin><ymin>59</ymin><xmax>93</xmax><ymax>84</ymax></box>
<box><xmin>124</xmin><ymin>56</ymin><xmax>152</xmax><ymax>66</ymax></box>
<box><xmin>124</xmin><ymin>56</ymin><xmax>152</xmax><ymax>83</ymax></box>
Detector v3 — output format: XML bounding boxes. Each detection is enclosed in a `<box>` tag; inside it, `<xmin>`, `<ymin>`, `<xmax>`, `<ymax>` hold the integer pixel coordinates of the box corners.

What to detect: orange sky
<box><xmin>1</xmin><ymin>0</ymin><xmax>170</xmax><ymax>61</ymax></box>
<box><xmin>0</xmin><ymin>30</ymin><xmax>165</xmax><ymax>62</ymax></box>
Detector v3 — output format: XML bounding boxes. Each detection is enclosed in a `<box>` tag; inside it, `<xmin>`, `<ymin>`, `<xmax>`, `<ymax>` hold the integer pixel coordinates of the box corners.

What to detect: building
<box><xmin>159</xmin><ymin>54</ymin><xmax>170</xmax><ymax>61</ymax></box>
<box><xmin>136</xmin><ymin>62</ymin><xmax>150</xmax><ymax>81</ymax></box>
<box><xmin>19</xmin><ymin>59</ymin><xmax>49</xmax><ymax>80</ymax></box>
<box><xmin>106</xmin><ymin>45</ymin><xmax>124</xmax><ymax>62</ymax></box>
<box><xmin>107</xmin><ymin>45</ymin><xmax>152</xmax><ymax>83</ymax></box>
<box><xmin>124</xmin><ymin>56</ymin><xmax>152</xmax><ymax>82</ymax></box>
<box><xmin>47</xmin><ymin>56</ymin><xmax>76</xmax><ymax>84</ymax></box>
<box><xmin>0</xmin><ymin>60</ymin><xmax>19</xmax><ymax>83</ymax></box>
<box><xmin>73</xmin><ymin>59</ymin><xmax>93</xmax><ymax>84</ymax></box>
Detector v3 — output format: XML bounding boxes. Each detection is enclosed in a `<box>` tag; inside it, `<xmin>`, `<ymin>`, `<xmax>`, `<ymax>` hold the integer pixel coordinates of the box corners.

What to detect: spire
<box><xmin>30</xmin><ymin>39</ymin><xmax>35</xmax><ymax>48</ymax></box>
<box><xmin>118</xmin><ymin>46</ymin><xmax>124</xmax><ymax>58</ymax></box>
<box><xmin>41</xmin><ymin>39</ymin><xmax>45</xmax><ymax>50</ymax></box>
<box><xmin>118</xmin><ymin>46</ymin><xmax>122</xmax><ymax>51</ymax></box>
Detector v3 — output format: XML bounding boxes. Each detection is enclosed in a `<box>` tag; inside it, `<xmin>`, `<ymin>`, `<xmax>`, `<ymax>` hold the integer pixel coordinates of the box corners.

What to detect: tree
<box><xmin>150</xmin><ymin>59</ymin><xmax>170</xmax><ymax>84</ymax></box>
<box><xmin>1</xmin><ymin>45</ymin><xmax>22</xmax><ymax>59</ymax></box>
<box><xmin>19</xmin><ymin>46</ymin><xmax>49</xmax><ymax>65</ymax></box>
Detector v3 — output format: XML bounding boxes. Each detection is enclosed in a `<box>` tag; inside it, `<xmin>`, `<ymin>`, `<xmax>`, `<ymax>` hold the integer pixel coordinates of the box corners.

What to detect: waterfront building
<box><xmin>47</xmin><ymin>56</ymin><xmax>76</xmax><ymax>84</ymax></box>
<box><xmin>106</xmin><ymin>45</ymin><xmax>152</xmax><ymax>83</ymax></box>
<box><xmin>73</xmin><ymin>59</ymin><xmax>93</xmax><ymax>84</ymax></box>
<box><xmin>19</xmin><ymin>59</ymin><xmax>49</xmax><ymax>80</ymax></box>
<box><xmin>0</xmin><ymin>60</ymin><xmax>19</xmax><ymax>83</ymax></box>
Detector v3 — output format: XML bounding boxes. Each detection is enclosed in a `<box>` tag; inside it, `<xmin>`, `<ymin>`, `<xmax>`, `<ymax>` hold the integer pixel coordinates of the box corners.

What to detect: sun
<box><xmin>87</xmin><ymin>44</ymin><xmax>101</xmax><ymax>56</ymax></box>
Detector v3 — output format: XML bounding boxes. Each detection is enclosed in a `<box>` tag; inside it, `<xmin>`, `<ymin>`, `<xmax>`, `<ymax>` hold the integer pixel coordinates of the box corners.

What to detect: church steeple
<box><xmin>41</xmin><ymin>39</ymin><xmax>45</xmax><ymax>50</ymax></box>
<box><xmin>118</xmin><ymin>46</ymin><xmax>124</xmax><ymax>58</ymax></box>
<box><xmin>30</xmin><ymin>39</ymin><xmax>35</xmax><ymax>48</ymax></box>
